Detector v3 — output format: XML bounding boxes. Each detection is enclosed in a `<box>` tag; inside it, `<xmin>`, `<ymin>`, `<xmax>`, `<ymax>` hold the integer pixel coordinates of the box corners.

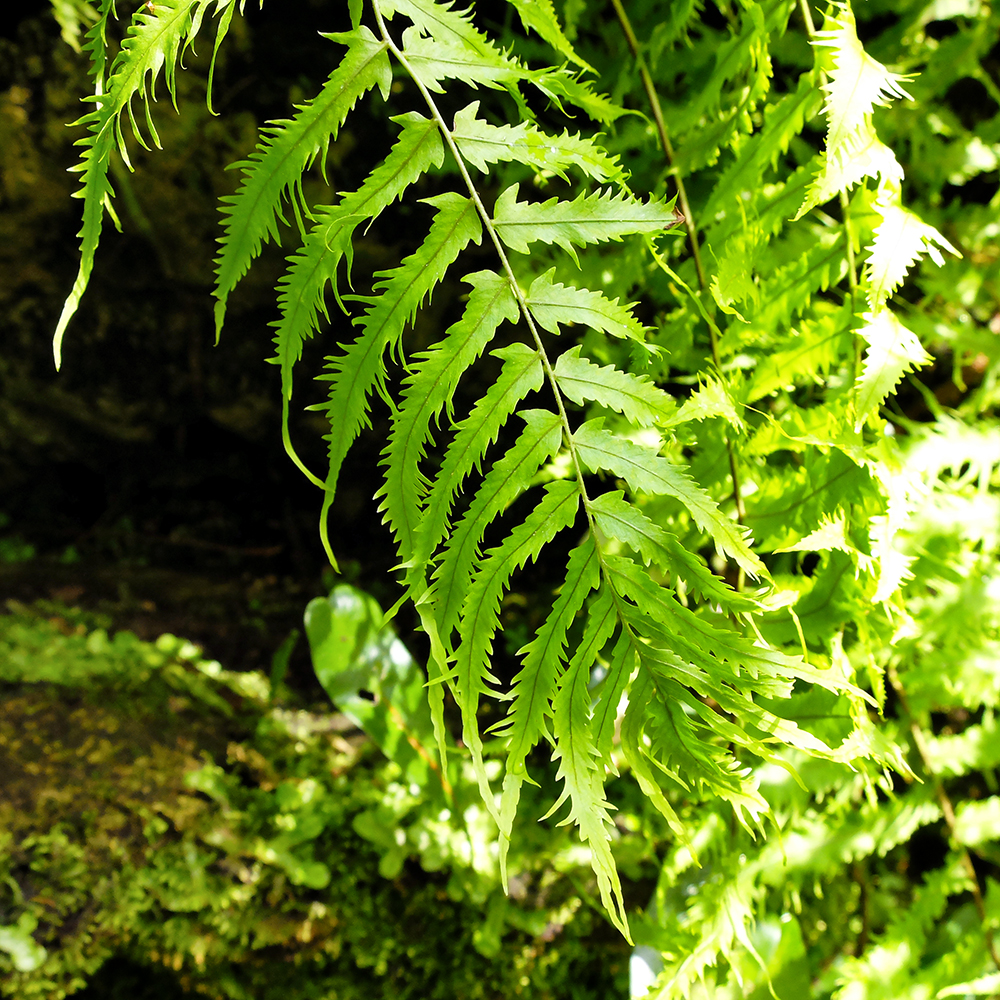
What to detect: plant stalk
<box><xmin>611</xmin><ymin>0</ymin><xmax>745</xmax><ymax>527</ymax></box>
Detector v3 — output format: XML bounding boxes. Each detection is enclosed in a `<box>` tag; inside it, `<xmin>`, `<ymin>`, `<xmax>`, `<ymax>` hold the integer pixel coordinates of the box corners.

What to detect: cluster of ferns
<box><xmin>54</xmin><ymin>0</ymin><xmax>1000</xmax><ymax>991</ymax></box>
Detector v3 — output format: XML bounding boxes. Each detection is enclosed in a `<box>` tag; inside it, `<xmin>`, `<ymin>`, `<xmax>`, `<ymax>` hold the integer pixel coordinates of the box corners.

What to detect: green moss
<box><xmin>0</xmin><ymin>607</ymin><xmax>631</xmax><ymax>999</ymax></box>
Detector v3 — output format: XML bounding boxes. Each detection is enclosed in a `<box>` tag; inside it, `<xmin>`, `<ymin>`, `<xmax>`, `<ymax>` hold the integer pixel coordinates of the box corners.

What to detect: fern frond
<box><xmin>747</xmin><ymin>230</ymin><xmax>845</xmax><ymax>336</ymax></box>
<box><xmin>495</xmin><ymin>537</ymin><xmax>600</xmax><ymax>880</ymax></box>
<box><xmin>382</xmin><ymin>0</ymin><xmax>511</xmax><ymax>65</ymax></box>
<box><xmin>854</xmin><ymin>309</ymin><xmax>933</xmax><ymax>430</ymax></box>
<box><xmin>379</xmin><ymin>270</ymin><xmax>519</xmax><ymax>559</ymax></box>
<box><xmin>494</xmin><ymin>184</ymin><xmax>679</xmax><ymax>262</ymax></box>
<box><xmin>527</xmin><ymin>66</ymin><xmax>626</xmax><ymax>124</ymax></box>
<box><xmin>616</xmin><ymin>667</ymin><xmax>689</xmax><ymax>840</ymax></box>
<box><xmin>55</xmin><ymin>0</ymin><xmax>231</xmax><ymax>366</ymax></box>
<box><xmin>864</xmin><ymin>201</ymin><xmax>958</xmax><ymax>311</ymax></box>
<box><xmin>319</xmin><ymin>192</ymin><xmax>482</xmax><ymax>500</ymax></box>
<box><xmin>454</xmin><ymin>479</ymin><xmax>580</xmax><ymax>826</ymax></box>
<box><xmin>589</xmin><ymin>491</ymin><xmax>756</xmax><ymax>612</ymax></box>
<box><xmin>747</xmin><ymin>307</ymin><xmax>851</xmax><ymax>403</ymax></box>
<box><xmin>431</xmin><ymin>407</ymin><xmax>563</xmax><ymax>639</ymax></box>
<box><xmin>408</xmin><ymin>342</ymin><xmax>545</xmax><ymax>583</ymax></box>
<box><xmin>525</xmin><ymin>269</ymin><xmax>648</xmax><ymax>343</ymax></box>
<box><xmin>508</xmin><ymin>0</ymin><xmax>593</xmax><ymax>71</ymax></box>
<box><xmin>591</xmin><ymin>631</ymin><xmax>636</xmax><ymax>770</ymax></box>
<box><xmin>702</xmin><ymin>72</ymin><xmax>822</xmax><ymax>225</ymax></box>
<box><xmin>814</xmin><ymin>2</ymin><xmax>912</xmax><ymax>153</ymax></box>
<box><xmin>573</xmin><ymin>420</ymin><xmax>765</xmax><ymax>578</ymax></box>
<box><xmin>554</xmin><ymin>347</ymin><xmax>674</xmax><ymax>426</ymax></box>
<box><xmin>452</xmin><ymin>102</ymin><xmax>624</xmax><ymax>183</ymax></box>
<box><xmin>213</xmin><ymin>26</ymin><xmax>393</xmax><ymax>338</ymax></box>
<box><xmin>272</xmin><ymin>111</ymin><xmax>445</xmax><ymax>396</ymax></box>
<box><xmin>547</xmin><ymin>583</ymin><xmax>630</xmax><ymax>939</ymax></box>
<box><xmin>797</xmin><ymin>120</ymin><xmax>904</xmax><ymax>218</ymax></box>
<box><xmin>400</xmin><ymin>23</ymin><xmax>524</xmax><ymax>92</ymax></box>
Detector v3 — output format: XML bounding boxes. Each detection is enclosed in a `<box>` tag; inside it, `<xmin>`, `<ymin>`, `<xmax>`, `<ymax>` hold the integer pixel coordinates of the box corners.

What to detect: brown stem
<box><xmin>888</xmin><ymin>663</ymin><xmax>1000</xmax><ymax>971</ymax></box>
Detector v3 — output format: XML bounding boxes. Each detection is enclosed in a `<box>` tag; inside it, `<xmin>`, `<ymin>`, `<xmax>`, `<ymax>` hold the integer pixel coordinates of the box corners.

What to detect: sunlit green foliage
<box><xmin>44</xmin><ymin>0</ymin><xmax>1000</xmax><ymax>994</ymax></box>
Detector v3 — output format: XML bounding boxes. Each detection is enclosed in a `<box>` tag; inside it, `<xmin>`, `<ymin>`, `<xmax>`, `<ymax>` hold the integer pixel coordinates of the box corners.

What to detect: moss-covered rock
<box><xmin>0</xmin><ymin>606</ymin><xmax>631</xmax><ymax>999</ymax></box>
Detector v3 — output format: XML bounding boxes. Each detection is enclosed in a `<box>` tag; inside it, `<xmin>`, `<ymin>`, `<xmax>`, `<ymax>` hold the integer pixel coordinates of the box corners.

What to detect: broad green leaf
<box><xmin>493</xmin><ymin>184</ymin><xmax>679</xmax><ymax>262</ymax></box>
<box><xmin>305</xmin><ymin>584</ymin><xmax>442</xmax><ymax>788</ymax></box>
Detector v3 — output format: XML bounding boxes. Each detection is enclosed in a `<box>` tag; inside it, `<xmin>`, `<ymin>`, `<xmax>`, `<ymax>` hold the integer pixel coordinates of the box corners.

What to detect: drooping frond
<box><xmin>573</xmin><ymin>420</ymin><xmax>765</xmax><ymax>577</ymax></box>
<box><xmin>430</xmin><ymin>408</ymin><xmax>563</xmax><ymax>638</ymax></box>
<box><xmin>407</xmin><ymin>342</ymin><xmax>545</xmax><ymax>585</ymax></box>
<box><xmin>213</xmin><ymin>26</ymin><xmax>393</xmax><ymax>338</ymax></box>
<box><xmin>453</xmin><ymin>479</ymin><xmax>580</xmax><ymax>828</ymax></box>
<box><xmin>55</xmin><ymin>0</ymin><xmax>236</xmax><ymax>366</ymax></box>
<box><xmin>379</xmin><ymin>270</ymin><xmax>519</xmax><ymax>558</ymax></box>
<box><xmin>547</xmin><ymin>583</ymin><xmax>629</xmax><ymax>938</ymax></box>
<box><xmin>271</xmin><ymin>111</ymin><xmax>445</xmax><ymax>396</ymax></box>
<box><xmin>319</xmin><ymin>192</ymin><xmax>482</xmax><ymax>499</ymax></box>
<box><xmin>495</xmin><ymin>536</ymin><xmax>600</xmax><ymax>879</ymax></box>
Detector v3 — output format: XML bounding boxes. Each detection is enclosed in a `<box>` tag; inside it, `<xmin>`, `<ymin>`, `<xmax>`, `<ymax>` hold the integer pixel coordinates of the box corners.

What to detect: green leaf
<box><xmin>554</xmin><ymin>347</ymin><xmax>674</xmax><ymax>425</ymax></box>
<box><xmin>864</xmin><ymin>201</ymin><xmax>958</xmax><ymax>311</ymax></box>
<box><xmin>213</xmin><ymin>26</ymin><xmax>392</xmax><ymax>338</ymax></box>
<box><xmin>573</xmin><ymin>420</ymin><xmax>765</xmax><ymax>578</ymax></box>
<box><xmin>589</xmin><ymin>491</ymin><xmax>756</xmax><ymax>612</ymax></box>
<box><xmin>271</xmin><ymin>111</ymin><xmax>445</xmax><ymax>397</ymax></box>
<box><xmin>379</xmin><ymin>270</ymin><xmax>519</xmax><ymax>560</ymax></box>
<box><xmin>453</xmin><ymin>480</ymin><xmax>580</xmax><ymax>823</ymax></box>
<box><xmin>431</xmin><ymin>408</ymin><xmax>564</xmax><ymax>639</ymax></box>
<box><xmin>494</xmin><ymin>184</ymin><xmax>679</xmax><ymax>262</ymax></box>
<box><xmin>495</xmin><ymin>537</ymin><xmax>600</xmax><ymax>880</ymax></box>
<box><xmin>319</xmin><ymin>192</ymin><xmax>482</xmax><ymax>502</ymax></box>
<box><xmin>854</xmin><ymin>309</ymin><xmax>933</xmax><ymax>430</ymax></box>
<box><xmin>305</xmin><ymin>584</ymin><xmax>442</xmax><ymax>788</ymax></box>
<box><xmin>547</xmin><ymin>582</ymin><xmax>630</xmax><ymax>940</ymax></box>
<box><xmin>525</xmin><ymin>268</ymin><xmax>648</xmax><ymax>343</ymax></box>
<box><xmin>409</xmin><ymin>342</ymin><xmax>545</xmax><ymax>584</ymax></box>
<box><xmin>813</xmin><ymin>2</ymin><xmax>912</xmax><ymax>154</ymax></box>
<box><xmin>0</xmin><ymin>914</ymin><xmax>46</xmax><ymax>973</ymax></box>
<box><xmin>508</xmin><ymin>0</ymin><xmax>594</xmax><ymax>71</ymax></box>
<box><xmin>451</xmin><ymin>102</ymin><xmax>624</xmax><ymax>183</ymax></box>
<box><xmin>400</xmin><ymin>24</ymin><xmax>524</xmax><ymax>92</ymax></box>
